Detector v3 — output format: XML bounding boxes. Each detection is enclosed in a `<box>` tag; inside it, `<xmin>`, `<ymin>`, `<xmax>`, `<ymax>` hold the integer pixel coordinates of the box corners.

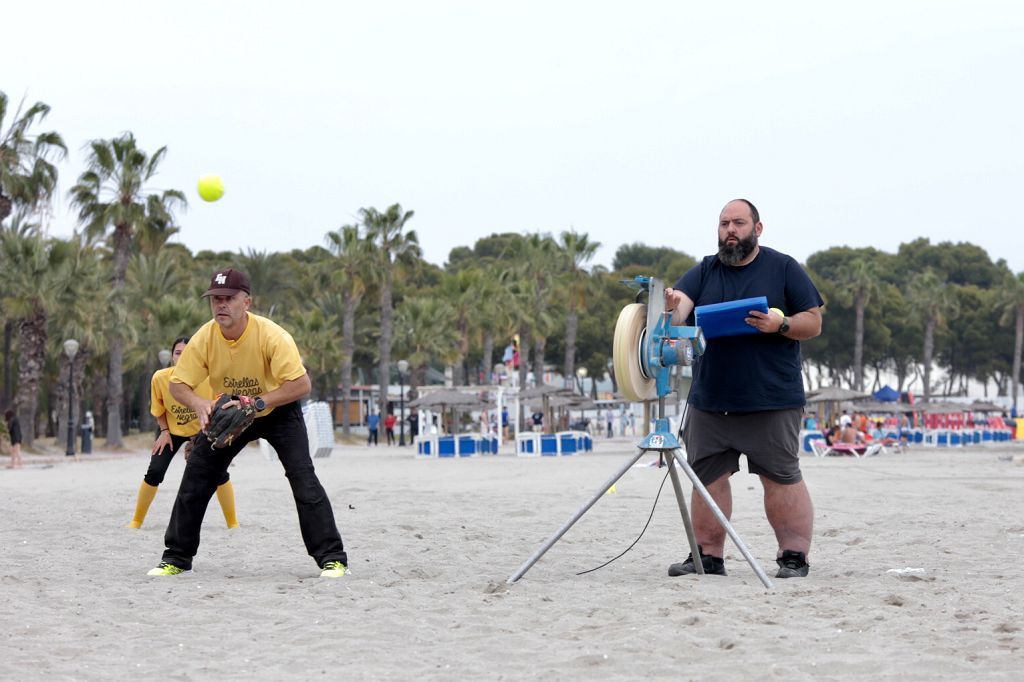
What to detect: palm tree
<box><xmin>289</xmin><ymin>306</ymin><xmax>343</xmax><ymax>404</ymax></box>
<box><xmin>235</xmin><ymin>248</ymin><xmax>296</xmax><ymax>316</ymax></box>
<box><xmin>126</xmin><ymin>251</ymin><xmax>206</xmax><ymax>431</ymax></box>
<box><xmin>439</xmin><ymin>268</ymin><xmax>484</xmax><ymax>385</ymax></box>
<box><xmin>0</xmin><ymin>226</ymin><xmax>75</xmax><ymax>446</ymax></box>
<box><xmin>906</xmin><ymin>270</ymin><xmax>960</xmax><ymax>402</ymax></box>
<box><xmin>393</xmin><ymin>296</ymin><xmax>460</xmax><ymax>389</ymax></box>
<box><xmin>831</xmin><ymin>257</ymin><xmax>881</xmax><ymax>391</ymax></box>
<box><xmin>997</xmin><ymin>271</ymin><xmax>1024</xmax><ymax>412</ymax></box>
<box><xmin>522</xmin><ymin>234</ymin><xmax>560</xmax><ymax>384</ymax></box>
<box><xmin>361</xmin><ymin>204</ymin><xmax>421</xmax><ymax>418</ymax></box>
<box><xmin>500</xmin><ymin>269</ymin><xmax>534</xmax><ymax>393</ymax></box>
<box><xmin>50</xmin><ymin>232</ymin><xmax>107</xmax><ymax>449</ymax></box>
<box><xmin>558</xmin><ymin>230</ymin><xmax>600</xmax><ymax>385</ymax></box>
<box><xmin>0</xmin><ymin>92</ymin><xmax>67</xmax><ymax>224</ymax></box>
<box><xmin>326</xmin><ymin>224</ymin><xmax>372</xmax><ymax>437</ymax></box>
<box><xmin>473</xmin><ymin>263</ymin><xmax>510</xmax><ymax>385</ymax></box>
<box><xmin>69</xmin><ymin>132</ymin><xmax>186</xmax><ymax>447</ymax></box>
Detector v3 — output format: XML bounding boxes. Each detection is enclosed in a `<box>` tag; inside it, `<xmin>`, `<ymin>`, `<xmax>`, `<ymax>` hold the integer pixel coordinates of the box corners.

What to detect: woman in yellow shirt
<box><xmin>127</xmin><ymin>336</ymin><xmax>238</xmax><ymax>529</ymax></box>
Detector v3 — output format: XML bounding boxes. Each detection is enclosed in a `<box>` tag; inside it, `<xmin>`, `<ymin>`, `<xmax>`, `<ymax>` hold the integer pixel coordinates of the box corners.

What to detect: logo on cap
<box><xmin>203</xmin><ymin>268</ymin><xmax>252</xmax><ymax>297</ymax></box>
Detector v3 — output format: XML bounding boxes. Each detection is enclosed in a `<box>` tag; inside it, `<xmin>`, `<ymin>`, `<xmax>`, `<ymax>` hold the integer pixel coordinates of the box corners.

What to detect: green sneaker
<box><xmin>147</xmin><ymin>562</ymin><xmax>188</xmax><ymax>576</ymax></box>
<box><xmin>320</xmin><ymin>561</ymin><xmax>348</xmax><ymax>578</ymax></box>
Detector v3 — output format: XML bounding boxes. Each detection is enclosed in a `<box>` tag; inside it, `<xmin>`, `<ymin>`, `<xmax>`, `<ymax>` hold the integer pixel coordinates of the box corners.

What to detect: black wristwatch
<box><xmin>777</xmin><ymin>317</ymin><xmax>791</xmax><ymax>334</ymax></box>
<box><xmin>254</xmin><ymin>396</ymin><xmax>266</xmax><ymax>411</ymax></box>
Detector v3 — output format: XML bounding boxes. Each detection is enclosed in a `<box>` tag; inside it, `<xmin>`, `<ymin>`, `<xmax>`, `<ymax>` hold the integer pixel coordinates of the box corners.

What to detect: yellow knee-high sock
<box><xmin>126</xmin><ymin>482</ymin><xmax>158</xmax><ymax>528</ymax></box>
<box><xmin>216</xmin><ymin>480</ymin><xmax>239</xmax><ymax>528</ymax></box>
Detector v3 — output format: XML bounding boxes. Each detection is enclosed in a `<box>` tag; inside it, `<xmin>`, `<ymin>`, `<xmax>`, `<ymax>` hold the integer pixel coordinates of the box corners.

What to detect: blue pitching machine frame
<box><xmin>508</xmin><ymin>276</ymin><xmax>774</xmax><ymax>588</ymax></box>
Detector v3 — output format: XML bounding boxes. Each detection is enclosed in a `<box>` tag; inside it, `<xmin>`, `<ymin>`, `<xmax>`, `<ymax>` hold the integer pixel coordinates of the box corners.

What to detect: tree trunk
<box><xmin>481</xmin><ymin>329</ymin><xmax>494</xmax><ymax>385</ymax></box>
<box><xmin>328</xmin><ymin>368</ymin><xmax>338</xmax><ymax>429</ymax></box>
<box><xmin>563</xmin><ymin>308</ymin><xmax>578</xmax><ymax>389</ymax></box>
<box><xmin>452</xmin><ymin>319</ymin><xmax>469</xmax><ymax>386</ymax></box>
<box><xmin>0</xmin><ymin>192</ymin><xmax>12</xmax><ymax>225</ymax></box>
<box><xmin>853</xmin><ymin>294</ymin><xmax>865</xmax><ymax>392</ymax></box>
<box><xmin>533</xmin><ymin>336</ymin><xmax>546</xmax><ymax>386</ymax></box>
<box><xmin>106</xmin><ymin>224</ymin><xmax>131</xmax><ymax>448</ymax></box>
<box><xmin>922</xmin><ymin>318</ymin><xmax>936</xmax><ymax>403</ymax></box>
<box><xmin>90</xmin><ymin>365</ymin><xmax>106</xmax><ymax>439</ymax></box>
<box><xmin>341</xmin><ymin>296</ymin><xmax>356</xmax><ymax>436</ymax></box>
<box><xmin>1013</xmin><ymin>306</ymin><xmax>1023</xmax><ymax>412</ymax></box>
<box><xmin>139</xmin><ymin>363</ymin><xmax>155</xmax><ymax>433</ymax></box>
<box><xmin>3</xmin><ymin>320</ymin><xmax>12</xmax><ymax>407</ymax></box>
<box><xmin>378</xmin><ymin>276</ymin><xmax>393</xmax><ymax>418</ymax></box>
<box><xmin>518</xmin><ymin>328</ymin><xmax>531</xmax><ymax>431</ymax></box>
<box><xmin>14</xmin><ymin>310</ymin><xmax>47</xmax><ymax>448</ymax></box>
<box><xmin>518</xmin><ymin>328</ymin><xmax>531</xmax><ymax>390</ymax></box>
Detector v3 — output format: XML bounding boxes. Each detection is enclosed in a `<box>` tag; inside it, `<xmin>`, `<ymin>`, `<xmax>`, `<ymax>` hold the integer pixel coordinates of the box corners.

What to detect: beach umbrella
<box><xmin>918</xmin><ymin>401</ymin><xmax>967</xmax><ymax>414</ymax></box>
<box><xmin>518</xmin><ymin>384</ymin><xmax>575</xmax><ymax>399</ymax></box>
<box><xmin>807</xmin><ymin>386</ymin><xmax>872</xmax><ymax>426</ymax></box>
<box><xmin>843</xmin><ymin>400</ymin><xmax>910</xmax><ymax>414</ymax></box>
<box><xmin>526</xmin><ymin>394</ymin><xmax>599</xmax><ymax>430</ymax></box>
<box><xmin>526</xmin><ymin>395</ymin><xmax>595</xmax><ymax>409</ymax></box>
<box><xmin>872</xmin><ymin>385</ymin><xmax>900</xmax><ymax>402</ymax></box>
<box><xmin>519</xmin><ymin>384</ymin><xmax>575</xmax><ymax>434</ymax></box>
<box><xmin>407</xmin><ymin>388</ymin><xmax>482</xmax><ymax>408</ymax></box>
<box><xmin>806</xmin><ymin>386</ymin><xmax>872</xmax><ymax>402</ymax></box>
<box><xmin>408</xmin><ymin>389</ymin><xmax>491</xmax><ymax>434</ymax></box>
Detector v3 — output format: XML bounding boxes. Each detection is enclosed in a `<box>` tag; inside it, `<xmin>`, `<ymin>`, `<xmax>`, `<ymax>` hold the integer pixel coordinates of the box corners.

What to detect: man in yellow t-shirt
<box><xmin>126</xmin><ymin>335</ymin><xmax>238</xmax><ymax>529</ymax></box>
<box><xmin>147</xmin><ymin>268</ymin><xmax>348</xmax><ymax>578</ymax></box>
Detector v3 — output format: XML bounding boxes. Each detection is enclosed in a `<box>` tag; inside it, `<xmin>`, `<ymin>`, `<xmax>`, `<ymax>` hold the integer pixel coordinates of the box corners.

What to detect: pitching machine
<box><xmin>507</xmin><ymin>276</ymin><xmax>774</xmax><ymax>588</ymax></box>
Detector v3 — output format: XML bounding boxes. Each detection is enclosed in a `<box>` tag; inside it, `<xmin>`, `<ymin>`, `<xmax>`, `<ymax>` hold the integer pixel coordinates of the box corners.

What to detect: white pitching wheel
<box><xmin>613</xmin><ymin>303</ymin><xmax>657</xmax><ymax>402</ymax></box>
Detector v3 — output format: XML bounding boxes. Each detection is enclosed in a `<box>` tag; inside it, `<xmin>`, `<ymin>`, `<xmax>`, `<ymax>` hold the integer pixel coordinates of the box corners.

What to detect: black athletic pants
<box><xmin>145</xmin><ymin>434</ymin><xmax>229</xmax><ymax>487</ymax></box>
<box><xmin>162</xmin><ymin>401</ymin><xmax>347</xmax><ymax>570</ymax></box>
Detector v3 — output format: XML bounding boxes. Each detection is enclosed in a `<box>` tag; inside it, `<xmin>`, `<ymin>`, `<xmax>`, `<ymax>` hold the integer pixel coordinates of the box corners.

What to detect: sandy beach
<box><xmin>1</xmin><ymin>437</ymin><xmax>1022</xmax><ymax>680</ymax></box>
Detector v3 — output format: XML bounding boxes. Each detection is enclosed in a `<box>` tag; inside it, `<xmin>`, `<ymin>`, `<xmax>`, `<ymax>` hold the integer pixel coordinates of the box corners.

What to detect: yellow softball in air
<box><xmin>197</xmin><ymin>174</ymin><xmax>225</xmax><ymax>202</ymax></box>
<box><xmin>769</xmin><ymin>307</ymin><xmax>785</xmax><ymax>319</ymax></box>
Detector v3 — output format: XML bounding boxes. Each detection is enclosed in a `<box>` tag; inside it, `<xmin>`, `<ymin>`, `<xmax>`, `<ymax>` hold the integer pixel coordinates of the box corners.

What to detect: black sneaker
<box><xmin>775</xmin><ymin>550</ymin><xmax>809</xmax><ymax>578</ymax></box>
<box><xmin>668</xmin><ymin>546</ymin><xmax>726</xmax><ymax>576</ymax></box>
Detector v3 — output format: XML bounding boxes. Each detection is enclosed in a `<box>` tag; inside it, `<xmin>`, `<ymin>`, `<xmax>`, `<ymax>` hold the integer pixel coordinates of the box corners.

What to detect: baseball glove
<box><xmin>204</xmin><ymin>394</ymin><xmax>257</xmax><ymax>448</ymax></box>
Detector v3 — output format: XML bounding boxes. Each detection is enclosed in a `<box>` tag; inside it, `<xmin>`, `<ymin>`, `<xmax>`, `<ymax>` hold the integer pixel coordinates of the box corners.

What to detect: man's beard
<box><xmin>717</xmin><ymin>233</ymin><xmax>758</xmax><ymax>266</ymax></box>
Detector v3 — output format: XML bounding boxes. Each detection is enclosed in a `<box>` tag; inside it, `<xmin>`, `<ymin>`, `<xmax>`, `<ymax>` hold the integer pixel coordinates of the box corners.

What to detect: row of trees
<box><xmin>3</xmin><ymin>90</ymin><xmax>1024</xmax><ymax>451</ymax></box>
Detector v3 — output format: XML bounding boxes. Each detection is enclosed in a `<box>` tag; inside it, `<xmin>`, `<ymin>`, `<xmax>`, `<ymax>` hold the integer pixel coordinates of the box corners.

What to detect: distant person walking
<box><xmin>367</xmin><ymin>412</ymin><xmax>380</xmax><ymax>446</ymax></box>
<box><xmin>4</xmin><ymin>409</ymin><xmax>23</xmax><ymax>469</ymax></box>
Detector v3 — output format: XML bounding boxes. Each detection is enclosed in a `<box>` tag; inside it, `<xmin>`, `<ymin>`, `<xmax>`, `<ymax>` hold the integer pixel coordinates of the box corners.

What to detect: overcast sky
<box><xmin>4</xmin><ymin>1</ymin><xmax>1023</xmax><ymax>274</ymax></box>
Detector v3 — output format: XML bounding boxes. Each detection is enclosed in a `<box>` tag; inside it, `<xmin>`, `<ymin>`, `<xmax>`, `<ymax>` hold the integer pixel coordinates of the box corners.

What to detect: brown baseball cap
<box><xmin>203</xmin><ymin>268</ymin><xmax>251</xmax><ymax>297</ymax></box>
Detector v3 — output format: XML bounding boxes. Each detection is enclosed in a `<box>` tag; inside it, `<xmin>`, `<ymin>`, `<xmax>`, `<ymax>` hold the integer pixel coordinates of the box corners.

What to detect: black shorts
<box><xmin>681</xmin><ymin>407</ymin><xmax>803</xmax><ymax>485</ymax></box>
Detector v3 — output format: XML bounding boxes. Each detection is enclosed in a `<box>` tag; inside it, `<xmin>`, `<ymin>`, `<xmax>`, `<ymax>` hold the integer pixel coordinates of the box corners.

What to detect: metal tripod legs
<box><xmin>506</xmin><ymin>448</ymin><xmax>774</xmax><ymax>589</ymax></box>
<box><xmin>667</xmin><ymin>449</ymin><xmax>774</xmax><ymax>588</ymax></box>
<box><xmin>506</xmin><ymin>447</ymin><xmax>646</xmax><ymax>584</ymax></box>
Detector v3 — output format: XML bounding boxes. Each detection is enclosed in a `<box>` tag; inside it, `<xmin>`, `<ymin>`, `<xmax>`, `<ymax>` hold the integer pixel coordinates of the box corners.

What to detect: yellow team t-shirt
<box><xmin>151</xmin><ymin>367</ymin><xmax>213</xmax><ymax>437</ymax></box>
<box><xmin>171</xmin><ymin>313</ymin><xmax>307</xmax><ymax>416</ymax></box>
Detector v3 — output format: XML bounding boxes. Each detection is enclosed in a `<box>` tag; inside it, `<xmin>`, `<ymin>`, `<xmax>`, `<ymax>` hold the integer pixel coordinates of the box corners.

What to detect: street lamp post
<box><xmin>576</xmin><ymin>366</ymin><xmax>588</xmax><ymax>396</ymax></box>
<box><xmin>397</xmin><ymin>359</ymin><xmax>409</xmax><ymax>446</ymax></box>
<box><xmin>64</xmin><ymin>339</ymin><xmax>79</xmax><ymax>457</ymax></box>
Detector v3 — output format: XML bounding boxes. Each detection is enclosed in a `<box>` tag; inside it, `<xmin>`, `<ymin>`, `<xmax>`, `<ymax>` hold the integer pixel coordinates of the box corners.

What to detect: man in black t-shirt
<box><xmin>664</xmin><ymin>199</ymin><xmax>823</xmax><ymax>580</ymax></box>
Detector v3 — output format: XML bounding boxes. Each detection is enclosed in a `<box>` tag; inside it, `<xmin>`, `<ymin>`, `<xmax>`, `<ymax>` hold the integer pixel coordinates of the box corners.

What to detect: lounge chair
<box><xmin>810</xmin><ymin>440</ymin><xmax>883</xmax><ymax>459</ymax></box>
